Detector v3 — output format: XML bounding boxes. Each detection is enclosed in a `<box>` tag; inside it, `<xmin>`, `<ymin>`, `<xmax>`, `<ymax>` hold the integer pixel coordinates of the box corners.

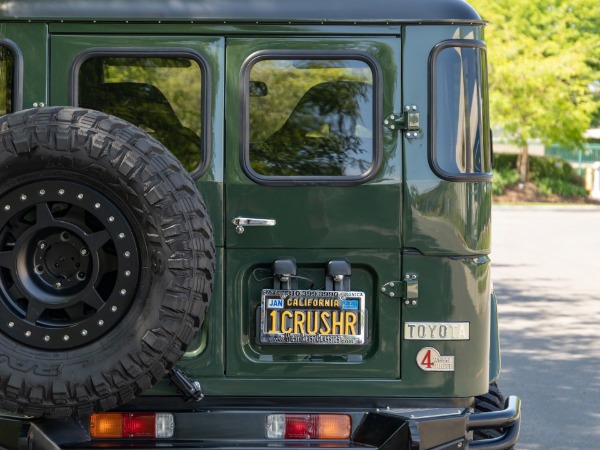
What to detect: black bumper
<box><xmin>0</xmin><ymin>396</ymin><xmax>521</xmax><ymax>450</ymax></box>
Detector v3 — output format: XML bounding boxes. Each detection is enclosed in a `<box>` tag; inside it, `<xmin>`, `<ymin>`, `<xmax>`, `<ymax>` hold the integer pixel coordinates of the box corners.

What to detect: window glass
<box><xmin>433</xmin><ymin>45</ymin><xmax>490</xmax><ymax>177</ymax></box>
<box><xmin>248</xmin><ymin>58</ymin><xmax>374</xmax><ymax>178</ymax></box>
<box><xmin>0</xmin><ymin>46</ymin><xmax>15</xmax><ymax>115</ymax></box>
<box><xmin>79</xmin><ymin>56</ymin><xmax>203</xmax><ymax>172</ymax></box>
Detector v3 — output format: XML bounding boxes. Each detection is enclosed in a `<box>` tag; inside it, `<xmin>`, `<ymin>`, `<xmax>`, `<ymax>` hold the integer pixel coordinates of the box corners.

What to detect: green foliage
<box><xmin>492</xmin><ymin>167</ymin><xmax>519</xmax><ymax>195</ymax></box>
<box><xmin>492</xmin><ymin>153</ymin><xmax>588</xmax><ymax>198</ymax></box>
<box><xmin>469</xmin><ymin>0</ymin><xmax>600</xmax><ymax>150</ymax></box>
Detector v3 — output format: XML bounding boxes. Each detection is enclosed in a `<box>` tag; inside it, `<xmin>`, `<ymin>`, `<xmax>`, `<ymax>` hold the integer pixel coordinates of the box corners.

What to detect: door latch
<box><xmin>232</xmin><ymin>217</ymin><xmax>276</xmax><ymax>234</ymax></box>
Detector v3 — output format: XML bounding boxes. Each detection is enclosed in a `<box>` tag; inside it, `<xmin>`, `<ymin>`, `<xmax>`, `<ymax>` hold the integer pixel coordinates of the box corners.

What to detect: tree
<box><xmin>470</xmin><ymin>0</ymin><xmax>600</xmax><ymax>182</ymax></box>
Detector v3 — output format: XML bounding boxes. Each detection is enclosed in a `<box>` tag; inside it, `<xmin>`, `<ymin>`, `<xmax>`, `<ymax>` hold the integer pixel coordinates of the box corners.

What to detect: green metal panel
<box><xmin>223</xmin><ymin>36</ymin><xmax>403</xmax><ymax>385</ymax></box>
<box><xmin>400</xmin><ymin>254</ymin><xmax>491</xmax><ymax>397</ymax></box>
<box><xmin>0</xmin><ymin>23</ymin><xmax>47</xmax><ymax>110</ymax></box>
<box><xmin>225</xmin><ymin>248</ymin><xmax>401</xmax><ymax>379</ymax></box>
<box><xmin>225</xmin><ymin>37</ymin><xmax>402</xmax><ymax>250</ymax></box>
<box><xmin>402</xmin><ymin>25</ymin><xmax>491</xmax><ymax>257</ymax></box>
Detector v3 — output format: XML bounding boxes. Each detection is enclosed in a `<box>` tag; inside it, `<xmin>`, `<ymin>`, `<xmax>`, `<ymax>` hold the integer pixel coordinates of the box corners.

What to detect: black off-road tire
<box><xmin>0</xmin><ymin>107</ymin><xmax>214</xmax><ymax>418</ymax></box>
<box><xmin>473</xmin><ymin>382</ymin><xmax>511</xmax><ymax>443</ymax></box>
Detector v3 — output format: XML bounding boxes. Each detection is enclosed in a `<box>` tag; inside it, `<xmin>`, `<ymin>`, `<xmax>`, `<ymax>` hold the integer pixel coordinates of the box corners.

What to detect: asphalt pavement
<box><xmin>492</xmin><ymin>205</ymin><xmax>600</xmax><ymax>450</ymax></box>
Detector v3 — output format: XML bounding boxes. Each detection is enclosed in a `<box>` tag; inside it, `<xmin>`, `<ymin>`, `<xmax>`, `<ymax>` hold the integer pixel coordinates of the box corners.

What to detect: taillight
<box><xmin>266</xmin><ymin>414</ymin><xmax>351</xmax><ymax>439</ymax></box>
<box><xmin>90</xmin><ymin>413</ymin><xmax>174</xmax><ymax>439</ymax></box>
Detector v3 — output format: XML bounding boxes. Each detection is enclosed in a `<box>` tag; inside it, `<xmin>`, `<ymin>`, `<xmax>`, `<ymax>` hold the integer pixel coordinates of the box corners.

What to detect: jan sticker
<box><xmin>416</xmin><ymin>347</ymin><xmax>455</xmax><ymax>372</ymax></box>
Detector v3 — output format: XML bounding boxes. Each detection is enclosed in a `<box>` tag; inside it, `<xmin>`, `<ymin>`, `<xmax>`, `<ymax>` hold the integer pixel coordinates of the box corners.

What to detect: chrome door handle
<box><xmin>232</xmin><ymin>217</ymin><xmax>276</xmax><ymax>234</ymax></box>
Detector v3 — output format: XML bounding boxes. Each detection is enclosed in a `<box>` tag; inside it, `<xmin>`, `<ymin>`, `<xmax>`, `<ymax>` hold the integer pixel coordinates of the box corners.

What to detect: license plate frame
<box><xmin>258</xmin><ymin>289</ymin><xmax>366</xmax><ymax>345</ymax></box>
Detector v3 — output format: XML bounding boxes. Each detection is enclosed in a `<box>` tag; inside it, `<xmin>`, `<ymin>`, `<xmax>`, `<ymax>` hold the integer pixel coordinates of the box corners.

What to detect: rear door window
<box><xmin>244</xmin><ymin>53</ymin><xmax>379</xmax><ymax>184</ymax></box>
<box><xmin>0</xmin><ymin>44</ymin><xmax>15</xmax><ymax>115</ymax></box>
<box><xmin>430</xmin><ymin>41</ymin><xmax>491</xmax><ymax>180</ymax></box>
<box><xmin>78</xmin><ymin>54</ymin><xmax>205</xmax><ymax>173</ymax></box>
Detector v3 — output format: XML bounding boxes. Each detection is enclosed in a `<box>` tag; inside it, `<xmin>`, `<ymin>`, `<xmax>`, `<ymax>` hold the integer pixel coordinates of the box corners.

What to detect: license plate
<box><xmin>258</xmin><ymin>289</ymin><xmax>366</xmax><ymax>345</ymax></box>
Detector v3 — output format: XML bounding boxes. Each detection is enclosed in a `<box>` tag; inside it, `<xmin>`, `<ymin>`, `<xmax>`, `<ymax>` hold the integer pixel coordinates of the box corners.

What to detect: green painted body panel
<box><xmin>224</xmin><ymin>37</ymin><xmax>402</xmax><ymax>250</ymax></box>
<box><xmin>0</xmin><ymin>17</ymin><xmax>498</xmax><ymax>402</ymax></box>
<box><xmin>0</xmin><ymin>23</ymin><xmax>47</xmax><ymax>109</ymax></box>
<box><xmin>402</xmin><ymin>25</ymin><xmax>491</xmax><ymax>257</ymax></box>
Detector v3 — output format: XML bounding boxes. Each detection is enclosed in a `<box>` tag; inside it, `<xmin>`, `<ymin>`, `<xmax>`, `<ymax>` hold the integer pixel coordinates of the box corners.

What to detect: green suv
<box><xmin>0</xmin><ymin>1</ymin><xmax>521</xmax><ymax>449</ymax></box>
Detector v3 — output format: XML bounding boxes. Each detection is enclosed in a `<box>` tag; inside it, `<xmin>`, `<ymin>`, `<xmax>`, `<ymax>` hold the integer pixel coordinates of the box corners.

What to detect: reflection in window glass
<box><xmin>248</xmin><ymin>59</ymin><xmax>374</xmax><ymax>177</ymax></box>
<box><xmin>434</xmin><ymin>46</ymin><xmax>490</xmax><ymax>177</ymax></box>
<box><xmin>79</xmin><ymin>56</ymin><xmax>202</xmax><ymax>172</ymax></box>
<box><xmin>0</xmin><ymin>46</ymin><xmax>14</xmax><ymax>115</ymax></box>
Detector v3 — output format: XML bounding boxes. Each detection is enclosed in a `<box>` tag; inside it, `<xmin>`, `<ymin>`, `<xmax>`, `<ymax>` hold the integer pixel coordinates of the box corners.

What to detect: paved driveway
<box><xmin>492</xmin><ymin>205</ymin><xmax>600</xmax><ymax>450</ymax></box>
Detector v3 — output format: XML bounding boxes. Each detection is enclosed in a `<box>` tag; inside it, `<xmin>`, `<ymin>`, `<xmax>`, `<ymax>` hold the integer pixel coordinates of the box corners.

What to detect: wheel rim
<box><xmin>0</xmin><ymin>180</ymin><xmax>140</xmax><ymax>349</ymax></box>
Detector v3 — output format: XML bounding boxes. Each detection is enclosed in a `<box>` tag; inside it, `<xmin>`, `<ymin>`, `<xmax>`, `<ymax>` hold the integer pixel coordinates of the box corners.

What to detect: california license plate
<box><xmin>258</xmin><ymin>289</ymin><xmax>366</xmax><ymax>345</ymax></box>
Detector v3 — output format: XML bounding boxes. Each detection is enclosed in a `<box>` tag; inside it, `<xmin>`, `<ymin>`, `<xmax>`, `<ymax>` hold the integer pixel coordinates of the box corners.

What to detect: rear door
<box><xmin>224</xmin><ymin>36</ymin><xmax>403</xmax><ymax>382</ymax></box>
<box><xmin>49</xmin><ymin>33</ymin><xmax>226</xmax><ymax>378</ymax></box>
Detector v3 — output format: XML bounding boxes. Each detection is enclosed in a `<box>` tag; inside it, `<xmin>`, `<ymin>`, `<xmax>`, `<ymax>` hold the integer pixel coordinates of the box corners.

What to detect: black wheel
<box><xmin>0</xmin><ymin>107</ymin><xmax>214</xmax><ymax>418</ymax></box>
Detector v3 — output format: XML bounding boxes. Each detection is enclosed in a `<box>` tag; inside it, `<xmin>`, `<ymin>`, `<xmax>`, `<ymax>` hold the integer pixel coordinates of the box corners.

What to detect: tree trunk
<box><xmin>516</xmin><ymin>145</ymin><xmax>529</xmax><ymax>183</ymax></box>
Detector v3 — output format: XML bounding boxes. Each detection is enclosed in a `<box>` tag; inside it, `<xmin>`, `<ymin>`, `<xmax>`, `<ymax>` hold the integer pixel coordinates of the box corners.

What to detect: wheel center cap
<box><xmin>44</xmin><ymin>242</ymin><xmax>82</xmax><ymax>279</ymax></box>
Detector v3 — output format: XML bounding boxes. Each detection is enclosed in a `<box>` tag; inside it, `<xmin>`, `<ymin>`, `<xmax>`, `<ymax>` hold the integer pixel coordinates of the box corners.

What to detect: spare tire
<box><xmin>0</xmin><ymin>107</ymin><xmax>215</xmax><ymax>418</ymax></box>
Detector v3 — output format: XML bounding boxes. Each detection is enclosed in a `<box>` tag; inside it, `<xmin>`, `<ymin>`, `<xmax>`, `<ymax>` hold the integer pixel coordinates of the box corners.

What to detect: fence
<box><xmin>546</xmin><ymin>144</ymin><xmax>600</xmax><ymax>175</ymax></box>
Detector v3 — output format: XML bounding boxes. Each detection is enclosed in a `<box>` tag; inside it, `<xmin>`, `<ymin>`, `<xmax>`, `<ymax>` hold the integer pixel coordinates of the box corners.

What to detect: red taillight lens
<box><xmin>266</xmin><ymin>414</ymin><xmax>351</xmax><ymax>439</ymax></box>
<box><xmin>123</xmin><ymin>413</ymin><xmax>156</xmax><ymax>437</ymax></box>
<box><xmin>285</xmin><ymin>415</ymin><xmax>316</xmax><ymax>439</ymax></box>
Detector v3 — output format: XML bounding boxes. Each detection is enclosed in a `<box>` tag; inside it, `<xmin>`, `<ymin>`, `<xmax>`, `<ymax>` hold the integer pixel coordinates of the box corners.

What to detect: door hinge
<box><xmin>380</xmin><ymin>274</ymin><xmax>419</xmax><ymax>305</ymax></box>
<box><xmin>384</xmin><ymin>106</ymin><xmax>420</xmax><ymax>138</ymax></box>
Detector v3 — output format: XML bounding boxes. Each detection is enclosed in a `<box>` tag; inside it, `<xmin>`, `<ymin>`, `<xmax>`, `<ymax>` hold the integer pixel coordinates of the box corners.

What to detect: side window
<box><xmin>430</xmin><ymin>41</ymin><xmax>491</xmax><ymax>180</ymax></box>
<box><xmin>78</xmin><ymin>54</ymin><xmax>205</xmax><ymax>173</ymax></box>
<box><xmin>0</xmin><ymin>45</ymin><xmax>15</xmax><ymax>115</ymax></box>
<box><xmin>244</xmin><ymin>53</ymin><xmax>379</xmax><ymax>183</ymax></box>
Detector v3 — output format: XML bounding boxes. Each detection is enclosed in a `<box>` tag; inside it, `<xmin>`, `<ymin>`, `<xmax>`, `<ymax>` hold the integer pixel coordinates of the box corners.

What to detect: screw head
<box><xmin>25</xmin><ymin>331</ymin><xmax>31</xmax><ymax>337</ymax></box>
<box><xmin>124</xmin><ymin>251</ymin><xmax>131</xmax><ymax>258</ymax></box>
<box><xmin>44</xmin><ymin>335</ymin><xmax>50</xmax><ymax>342</ymax></box>
<box><xmin>120</xmin><ymin>289</ymin><xmax>127</xmax><ymax>296</ymax></box>
<box><xmin>8</xmin><ymin>322</ymin><xmax>14</xmax><ymax>328</ymax></box>
<box><xmin>111</xmin><ymin>306</ymin><xmax>118</xmax><ymax>312</ymax></box>
<box><xmin>55</xmin><ymin>281</ymin><xmax>62</xmax><ymax>288</ymax></box>
<box><xmin>108</xmin><ymin>216</ymin><xmax>115</xmax><ymax>222</ymax></box>
<box><xmin>38</xmin><ymin>241</ymin><xmax>47</xmax><ymax>250</ymax></box>
<box><xmin>125</xmin><ymin>270</ymin><xmax>131</xmax><ymax>277</ymax></box>
<box><xmin>98</xmin><ymin>320</ymin><xmax>104</xmax><ymax>326</ymax></box>
<box><xmin>118</xmin><ymin>233</ymin><xmax>125</xmax><ymax>239</ymax></box>
<box><xmin>58</xmin><ymin>189</ymin><xmax>65</xmax><ymax>195</ymax></box>
<box><xmin>81</xmin><ymin>329</ymin><xmax>88</xmax><ymax>336</ymax></box>
<box><xmin>411</xmin><ymin>300</ymin><xmax>417</xmax><ymax>306</ymax></box>
<box><xmin>389</xmin><ymin>292</ymin><xmax>395</xmax><ymax>297</ymax></box>
<box><xmin>20</xmin><ymin>194</ymin><xmax>27</xmax><ymax>201</ymax></box>
<box><xmin>80</xmin><ymin>248</ymin><xmax>88</xmax><ymax>256</ymax></box>
<box><xmin>63</xmin><ymin>335</ymin><xmax>70</xmax><ymax>341</ymax></box>
<box><xmin>3</xmin><ymin>205</ymin><xmax>10</xmax><ymax>211</ymax></box>
<box><xmin>77</xmin><ymin>193</ymin><xmax>84</xmax><ymax>200</ymax></box>
<box><xmin>94</xmin><ymin>203</ymin><xmax>101</xmax><ymax>209</ymax></box>
<box><xmin>39</xmin><ymin>189</ymin><xmax>46</xmax><ymax>196</ymax></box>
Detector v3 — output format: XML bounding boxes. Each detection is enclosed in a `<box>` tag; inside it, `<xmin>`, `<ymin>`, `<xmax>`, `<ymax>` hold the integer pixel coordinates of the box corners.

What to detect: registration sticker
<box><xmin>258</xmin><ymin>289</ymin><xmax>366</xmax><ymax>345</ymax></box>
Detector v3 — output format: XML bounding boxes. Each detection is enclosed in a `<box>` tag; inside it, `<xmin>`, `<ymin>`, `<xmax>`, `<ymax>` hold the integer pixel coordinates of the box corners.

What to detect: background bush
<box><xmin>492</xmin><ymin>153</ymin><xmax>588</xmax><ymax>198</ymax></box>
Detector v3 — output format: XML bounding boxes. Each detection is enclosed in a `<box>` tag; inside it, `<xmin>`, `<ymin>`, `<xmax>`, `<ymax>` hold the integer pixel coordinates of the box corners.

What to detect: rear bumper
<box><xmin>0</xmin><ymin>396</ymin><xmax>520</xmax><ymax>450</ymax></box>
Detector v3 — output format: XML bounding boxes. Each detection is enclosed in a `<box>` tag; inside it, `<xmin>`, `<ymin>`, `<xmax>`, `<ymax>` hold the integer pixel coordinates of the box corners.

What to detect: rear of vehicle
<box><xmin>0</xmin><ymin>1</ymin><xmax>520</xmax><ymax>449</ymax></box>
